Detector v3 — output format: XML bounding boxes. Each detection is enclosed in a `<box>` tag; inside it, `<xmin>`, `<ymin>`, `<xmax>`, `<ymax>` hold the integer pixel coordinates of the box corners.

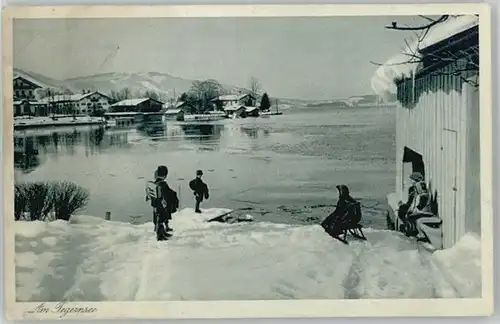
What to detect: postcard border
<box><xmin>2</xmin><ymin>3</ymin><xmax>494</xmax><ymax>320</ymax></box>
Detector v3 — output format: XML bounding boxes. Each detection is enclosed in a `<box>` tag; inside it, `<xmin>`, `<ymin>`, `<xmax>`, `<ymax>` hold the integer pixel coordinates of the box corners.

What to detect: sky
<box><xmin>14</xmin><ymin>16</ymin><xmax>428</xmax><ymax>100</ymax></box>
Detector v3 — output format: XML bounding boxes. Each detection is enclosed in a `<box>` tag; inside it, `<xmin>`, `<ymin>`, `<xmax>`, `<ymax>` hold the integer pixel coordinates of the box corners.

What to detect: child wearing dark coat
<box><xmin>189</xmin><ymin>170</ymin><xmax>209</xmax><ymax>213</ymax></box>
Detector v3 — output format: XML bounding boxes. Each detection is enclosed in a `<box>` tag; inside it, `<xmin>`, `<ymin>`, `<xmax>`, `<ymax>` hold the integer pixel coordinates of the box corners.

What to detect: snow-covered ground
<box><xmin>15</xmin><ymin>208</ymin><xmax>481</xmax><ymax>302</ymax></box>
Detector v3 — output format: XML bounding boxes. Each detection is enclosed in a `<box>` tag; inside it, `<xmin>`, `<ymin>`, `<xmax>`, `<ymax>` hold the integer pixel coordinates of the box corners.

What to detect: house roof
<box><xmin>110</xmin><ymin>98</ymin><xmax>151</xmax><ymax>107</ymax></box>
<box><xmin>212</xmin><ymin>93</ymin><xmax>255</xmax><ymax>102</ymax></box>
<box><xmin>165</xmin><ymin>109</ymin><xmax>182</xmax><ymax>114</ymax></box>
<box><xmin>39</xmin><ymin>91</ymin><xmax>111</xmax><ymax>103</ymax></box>
<box><xmin>175</xmin><ymin>101</ymin><xmax>194</xmax><ymax>108</ymax></box>
<box><xmin>13</xmin><ymin>74</ymin><xmax>46</xmax><ymax>89</ymax></box>
<box><xmin>224</xmin><ymin>105</ymin><xmax>246</xmax><ymax>111</ymax></box>
<box><xmin>370</xmin><ymin>15</ymin><xmax>479</xmax><ymax>101</ymax></box>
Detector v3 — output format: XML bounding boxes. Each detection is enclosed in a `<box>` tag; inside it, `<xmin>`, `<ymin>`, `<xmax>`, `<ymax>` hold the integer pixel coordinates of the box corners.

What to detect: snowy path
<box><xmin>15</xmin><ymin>208</ymin><xmax>480</xmax><ymax>302</ymax></box>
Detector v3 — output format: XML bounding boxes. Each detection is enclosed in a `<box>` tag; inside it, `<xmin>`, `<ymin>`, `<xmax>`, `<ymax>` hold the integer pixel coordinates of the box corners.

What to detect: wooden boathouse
<box><xmin>374</xmin><ymin>16</ymin><xmax>481</xmax><ymax>249</ymax></box>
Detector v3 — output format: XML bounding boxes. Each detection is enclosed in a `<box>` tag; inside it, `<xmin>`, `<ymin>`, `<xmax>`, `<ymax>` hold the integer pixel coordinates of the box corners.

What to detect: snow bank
<box><xmin>15</xmin><ymin>208</ymin><xmax>480</xmax><ymax>301</ymax></box>
<box><xmin>371</xmin><ymin>15</ymin><xmax>479</xmax><ymax>100</ymax></box>
<box><xmin>431</xmin><ymin>233</ymin><xmax>482</xmax><ymax>298</ymax></box>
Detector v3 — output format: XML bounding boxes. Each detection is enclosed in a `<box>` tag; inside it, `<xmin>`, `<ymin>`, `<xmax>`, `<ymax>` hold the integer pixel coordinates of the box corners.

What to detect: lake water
<box><xmin>14</xmin><ymin>105</ymin><xmax>396</xmax><ymax>229</ymax></box>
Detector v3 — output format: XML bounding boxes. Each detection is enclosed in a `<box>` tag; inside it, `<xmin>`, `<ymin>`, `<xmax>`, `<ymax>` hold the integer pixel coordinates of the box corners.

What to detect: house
<box><xmin>71</xmin><ymin>91</ymin><xmax>112</xmax><ymax>115</ymax></box>
<box><xmin>211</xmin><ymin>93</ymin><xmax>257</xmax><ymax>110</ymax></box>
<box><xmin>224</xmin><ymin>105</ymin><xmax>247</xmax><ymax>118</ymax></box>
<box><xmin>245</xmin><ymin>106</ymin><xmax>260</xmax><ymax>117</ymax></box>
<box><xmin>40</xmin><ymin>91</ymin><xmax>112</xmax><ymax>116</ymax></box>
<box><xmin>373</xmin><ymin>15</ymin><xmax>480</xmax><ymax>250</ymax></box>
<box><xmin>109</xmin><ymin>98</ymin><xmax>164</xmax><ymax>113</ymax></box>
<box><xmin>13</xmin><ymin>74</ymin><xmax>44</xmax><ymax>101</ymax></box>
<box><xmin>13</xmin><ymin>99</ymin><xmax>49</xmax><ymax>117</ymax></box>
<box><xmin>13</xmin><ymin>74</ymin><xmax>48</xmax><ymax>116</ymax></box>
<box><xmin>175</xmin><ymin>101</ymin><xmax>197</xmax><ymax>113</ymax></box>
<box><xmin>164</xmin><ymin>108</ymin><xmax>185</xmax><ymax>121</ymax></box>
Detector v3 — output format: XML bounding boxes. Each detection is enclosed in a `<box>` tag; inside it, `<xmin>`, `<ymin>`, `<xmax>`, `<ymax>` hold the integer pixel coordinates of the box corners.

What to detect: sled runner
<box><xmin>330</xmin><ymin>223</ymin><xmax>367</xmax><ymax>245</ymax></box>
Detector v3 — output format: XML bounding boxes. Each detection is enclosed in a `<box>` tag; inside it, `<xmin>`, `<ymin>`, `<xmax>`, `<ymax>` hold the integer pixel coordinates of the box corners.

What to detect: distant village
<box><xmin>12</xmin><ymin>72</ymin><xmax>281</xmax><ymax>128</ymax></box>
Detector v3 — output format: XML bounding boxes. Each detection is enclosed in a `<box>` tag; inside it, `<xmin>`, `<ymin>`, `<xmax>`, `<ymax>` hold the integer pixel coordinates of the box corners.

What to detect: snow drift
<box><xmin>15</xmin><ymin>208</ymin><xmax>481</xmax><ymax>302</ymax></box>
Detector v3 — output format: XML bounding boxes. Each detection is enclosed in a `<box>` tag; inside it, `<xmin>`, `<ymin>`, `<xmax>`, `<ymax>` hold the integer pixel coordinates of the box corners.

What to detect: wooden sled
<box><xmin>329</xmin><ymin>223</ymin><xmax>367</xmax><ymax>245</ymax></box>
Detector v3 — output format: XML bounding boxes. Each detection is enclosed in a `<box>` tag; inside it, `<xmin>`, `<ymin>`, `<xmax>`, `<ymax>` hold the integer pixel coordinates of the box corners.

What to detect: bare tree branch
<box><xmin>418</xmin><ymin>15</ymin><xmax>437</xmax><ymax>23</ymax></box>
<box><xmin>372</xmin><ymin>14</ymin><xmax>479</xmax><ymax>96</ymax></box>
<box><xmin>386</xmin><ymin>15</ymin><xmax>449</xmax><ymax>30</ymax></box>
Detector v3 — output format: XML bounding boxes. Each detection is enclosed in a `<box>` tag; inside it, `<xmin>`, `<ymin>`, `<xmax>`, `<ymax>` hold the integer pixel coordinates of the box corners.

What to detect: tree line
<box><xmin>33</xmin><ymin>76</ymin><xmax>274</xmax><ymax>114</ymax></box>
<box><xmin>177</xmin><ymin>77</ymin><xmax>272</xmax><ymax>114</ymax></box>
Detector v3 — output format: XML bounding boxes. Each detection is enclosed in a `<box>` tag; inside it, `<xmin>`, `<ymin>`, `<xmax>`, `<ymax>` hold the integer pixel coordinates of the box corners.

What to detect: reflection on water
<box><xmin>180</xmin><ymin>123</ymin><xmax>224</xmax><ymax>140</ymax></box>
<box><xmin>14</xmin><ymin>137</ymin><xmax>41</xmax><ymax>173</ymax></box>
<box><xmin>137</xmin><ymin>121</ymin><xmax>166</xmax><ymax>138</ymax></box>
<box><xmin>14</xmin><ymin>108</ymin><xmax>396</xmax><ymax>227</ymax></box>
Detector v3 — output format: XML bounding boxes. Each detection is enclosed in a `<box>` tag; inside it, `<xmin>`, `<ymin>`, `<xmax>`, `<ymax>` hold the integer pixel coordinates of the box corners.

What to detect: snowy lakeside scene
<box><xmin>11</xmin><ymin>14</ymin><xmax>484</xmax><ymax>304</ymax></box>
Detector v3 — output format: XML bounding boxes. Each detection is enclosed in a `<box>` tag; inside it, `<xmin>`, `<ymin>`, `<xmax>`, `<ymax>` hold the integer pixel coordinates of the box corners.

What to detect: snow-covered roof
<box><xmin>13</xmin><ymin>73</ymin><xmax>46</xmax><ymax>89</ymax></box>
<box><xmin>111</xmin><ymin>98</ymin><xmax>150</xmax><ymax>107</ymax></box>
<box><xmin>175</xmin><ymin>101</ymin><xmax>193</xmax><ymax>108</ymax></box>
<box><xmin>419</xmin><ymin>15</ymin><xmax>479</xmax><ymax>50</ymax></box>
<box><xmin>371</xmin><ymin>15</ymin><xmax>479</xmax><ymax>101</ymax></box>
<box><xmin>104</xmin><ymin>112</ymin><xmax>139</xmax><ymax>116</ymax></box>
<box><xmin>165</xmin><ymin>109</ymin><xmax>182</xmax><ymax>114</ymax></box>
<box><xmin>224</xmin><ymin>105</ymin><xmax>245</xmax><ymax>111</ymax></box>
<box><xmin>39</xmin><ymin>91</ymin><xmax>109</xmax><ymax>103</ymax></box>
<box><xmin>39</xmin><ymin>94</ymin><xmax>84</xmax><ymax>103</ymax></box>
<box><xmin>213</xmin><ymin>93</ymin><xmax>254</xmax><ymax>101</ymax></box>
<box><xmin>245</xmin><ymin>106</ymin><xmax>259</xmax><ymax>112</ymax></box>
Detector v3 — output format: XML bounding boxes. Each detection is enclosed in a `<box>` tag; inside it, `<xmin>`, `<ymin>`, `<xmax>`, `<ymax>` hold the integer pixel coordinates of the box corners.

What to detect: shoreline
<box><xmin>14</xmin><ymin>116</ymin><xmax>105</xmax><ymax>130</ymax></box>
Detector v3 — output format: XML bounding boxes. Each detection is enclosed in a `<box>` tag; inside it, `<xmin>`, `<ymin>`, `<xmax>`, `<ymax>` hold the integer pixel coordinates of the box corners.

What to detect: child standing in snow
<box><xmin>146</xmin><ymin>165</ymin><xmax>179</xmax><ymax>241</ymax></box>
<box><xmin>189</xmin><ymin>170</ymin><xmax>209</xmax><ymax>213</ymax></box>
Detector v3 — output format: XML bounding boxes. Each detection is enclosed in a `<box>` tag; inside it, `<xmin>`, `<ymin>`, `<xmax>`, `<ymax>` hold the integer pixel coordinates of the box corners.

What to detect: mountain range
<box><xmin>13</xmin><ymin>68</ymin><xmax>391</xmax><ymax>107</ymax></box>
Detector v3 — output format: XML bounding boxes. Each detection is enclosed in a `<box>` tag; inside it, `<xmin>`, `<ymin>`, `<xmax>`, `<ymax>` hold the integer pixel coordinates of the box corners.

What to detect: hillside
<box><xmin>305</xmin><ymin>93</ymin><xmax>397</xmax><ymax>108</ymax></box>
<box><xmin>13</xmin><ymin>68</ymin><xmax>67</xmax><ymax>90</ymax></box>
<box><xmin>14</xmin><ymin>69</ymin><xmax>249</xmax><ymax>100</ymax></box>
<box><xmin>13</xmin><ymin>68</ymin><xmax>390</xmax><ymax>107</ymax></box>
<box><xmin>64</xmin><ymin>71</ymin><xmax>195</xmax><ymax>98</ymax></box>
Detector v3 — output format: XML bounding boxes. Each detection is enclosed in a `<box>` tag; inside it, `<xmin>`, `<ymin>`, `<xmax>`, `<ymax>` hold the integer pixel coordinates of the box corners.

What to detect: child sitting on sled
<box><xmin>321</xmin><ymin>184</ymin><xmax>366</xmax><ymax>244</ymax></box>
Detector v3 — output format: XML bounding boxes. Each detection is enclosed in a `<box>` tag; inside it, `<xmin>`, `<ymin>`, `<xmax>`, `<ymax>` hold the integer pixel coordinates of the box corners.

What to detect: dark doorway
<box><xmin>402</xmin><ymin>147</ymin><xmax>425</xmax><ymax>178</ymax></box>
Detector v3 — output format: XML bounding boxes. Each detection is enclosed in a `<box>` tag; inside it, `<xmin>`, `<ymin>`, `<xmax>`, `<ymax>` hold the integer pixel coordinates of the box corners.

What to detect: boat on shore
<box><xmin>261</xmin><ymin>111</ymin><xmax>283</xmax><ymax>116</ymax></box>
<box><xmin>183</xmin><ymin>111</ymin><xmax>228</xmax><ymax>122</ymax></box>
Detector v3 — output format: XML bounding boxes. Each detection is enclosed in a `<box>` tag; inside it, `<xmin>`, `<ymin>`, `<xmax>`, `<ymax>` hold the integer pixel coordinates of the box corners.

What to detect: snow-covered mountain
<box><xmin>14</xmin><ymin>68</ymin><xmax>248</xmax><ymax>99</ymax></box>
<box><xmin>13</xmin><ymin>68</ymin><xmax>388</xmax><ymax>106</ymax></box>
<box><xmin>64</xmin><ymin>71</ymin><xmax>196</xmax><ymax>97</ymax></box>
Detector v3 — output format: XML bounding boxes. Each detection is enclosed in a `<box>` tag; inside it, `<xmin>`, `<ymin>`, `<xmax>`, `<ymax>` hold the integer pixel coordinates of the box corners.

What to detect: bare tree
<box><xmin>137</xmin><ymin>90</ymin><xmax>168</xmax><ymax>104</ymax></box>
<box><xmin>189</xmin><ymin>79</ymin><xmax>224</xmax><ymax>113</ymax></box>
<box><xmin>110</xmin><ymin>87</ymin><xmax>133</xmax><ymax>103</ymax></box>
<box><xmin>35</xmin><ymin>87</ymin><xmax>73</xmax><ymax>99</ymax></box>
<box><xmin>249</xmin><ymin>76</ymin><xmax>260</xmax><ymax>98</ymax></box>
<box><xmin>371</xmin><ymin>15</ymin><xmax>479</xmax><ymax>88</ymax></box>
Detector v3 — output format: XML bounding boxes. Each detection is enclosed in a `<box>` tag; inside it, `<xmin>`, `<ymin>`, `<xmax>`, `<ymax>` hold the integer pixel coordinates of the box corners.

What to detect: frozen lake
<box><xmin>14</xmin><ymin>105</ymin><xmax>396</xmax><ymax>228</ymax></box>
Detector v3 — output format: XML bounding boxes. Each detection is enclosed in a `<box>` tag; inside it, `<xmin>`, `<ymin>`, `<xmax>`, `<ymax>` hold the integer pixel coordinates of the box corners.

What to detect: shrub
<box><xmin>25</xmin><ymin>181</ymin><xmax>54</xmax><ymax>221</ymax></box>
<box><xmin>52</xmin><ymin>181</ymin><xmax>90</xmax><ymax>221</ymax></box>
<box><xmin>14</xmin><ymin>181</ymin><xmax>90</xmax><ymax>222</ymax></box>
<box><xmin>14</xmin><ymin>183</ymin><xmax>28</xmax><ymax>220</ymax></box>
